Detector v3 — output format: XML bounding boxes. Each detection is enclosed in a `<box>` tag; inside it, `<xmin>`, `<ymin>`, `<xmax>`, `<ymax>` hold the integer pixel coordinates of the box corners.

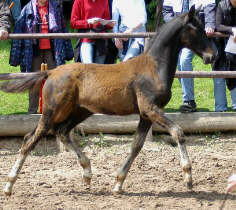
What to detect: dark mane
<box><xmin>146</xmin><ymin>12</ymin><xmax>203</xmax><ymax>52</ymax></box>
<box><xmin>146</xmin><ymin>14</ymin><xmax>186</xmax><ymax>52</ymax></box>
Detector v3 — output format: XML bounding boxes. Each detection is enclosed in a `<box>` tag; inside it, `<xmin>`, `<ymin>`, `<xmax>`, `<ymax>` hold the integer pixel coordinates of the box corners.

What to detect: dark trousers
<box><xmin>28</xmin><ymin>49</ymin><xmax>56</xmax><ymax>114</ymax></box>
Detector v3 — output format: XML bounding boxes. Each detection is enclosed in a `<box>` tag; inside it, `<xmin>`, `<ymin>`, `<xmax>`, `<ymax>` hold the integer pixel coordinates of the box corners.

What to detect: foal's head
<box><xmin>180</xmin><ymin>6</ymin><xmax>216</xmax><ymax>64</ymax></box>
<box><xmin>148</xmin><ymin>6</ymin><xmax>216</xmax><ymax>65</ymax></box>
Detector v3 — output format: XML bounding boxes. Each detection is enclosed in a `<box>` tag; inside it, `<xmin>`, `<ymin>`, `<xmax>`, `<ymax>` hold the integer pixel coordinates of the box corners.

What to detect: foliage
<box><xmin>146</xmin><ymin>0</ymin><xmax>158</xmax><ymax>31</ymax></box>
<box><xmin>146</xmin><ymin>0</ymin><xmax>157</xmax><ymax>21</ymax></box>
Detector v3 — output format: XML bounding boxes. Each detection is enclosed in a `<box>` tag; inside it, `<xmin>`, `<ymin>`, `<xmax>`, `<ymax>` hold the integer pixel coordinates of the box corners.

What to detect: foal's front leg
<box><xmin>113</xmin><ymin>117</ymin><xmax>152</xmax><ymax>194</ymax></box>
<box><xmin>147</xmin><ymin>108</ymin><xmax>192</xmax><ymax>189</ymax></box>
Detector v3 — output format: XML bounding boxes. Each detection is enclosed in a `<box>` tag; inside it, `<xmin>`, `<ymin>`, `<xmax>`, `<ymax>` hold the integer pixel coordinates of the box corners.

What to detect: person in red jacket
<box><xmin>71</xmin><ymin>0</ymin><xmax>115</xmax><ymax>64</ymax></box>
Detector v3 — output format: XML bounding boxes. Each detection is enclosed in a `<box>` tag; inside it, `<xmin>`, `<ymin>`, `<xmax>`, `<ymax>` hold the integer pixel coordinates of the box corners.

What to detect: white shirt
<box><xmin>163</xmin><ymin>0</ymin><xmax>215</xmax><ymax>13</ymax></box>
<box><xmin>112</xmin><ymin>0</ymin><xmax>147</xmax><ymax>32</ymax></box>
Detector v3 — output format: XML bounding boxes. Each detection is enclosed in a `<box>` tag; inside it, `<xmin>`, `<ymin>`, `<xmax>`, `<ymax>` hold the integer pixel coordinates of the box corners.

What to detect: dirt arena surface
<box><xmin>0</xmin><ymin>133</ymin><xmax>236</xmax><ymax>210</ymax></box>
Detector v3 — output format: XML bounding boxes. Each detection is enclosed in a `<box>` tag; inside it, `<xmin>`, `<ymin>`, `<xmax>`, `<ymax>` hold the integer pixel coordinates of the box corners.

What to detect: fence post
<box><xmin>39</xmin><ymin>63</ymin><xmax>47</xmax><ymax>114</ymax></box>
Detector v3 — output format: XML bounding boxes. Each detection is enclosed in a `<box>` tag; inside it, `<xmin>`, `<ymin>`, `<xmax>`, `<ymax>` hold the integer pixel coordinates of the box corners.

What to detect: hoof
<box><xmin>3</xmin><ymin>189</ymin><xmax>12</xmax><ymax>196</ymax></box>
<box><xmin>83</xmin><ymin>176</ymin><xmax>91</xmax><ymax>186</ymax></box>
<box><xmin>112</xmin><ymin>189</ymin><xmax>123</xmax><ymax>196</ymax></box>
<box><xmin>4</xmin><ymin>184</ymin><xmax>13</xmax><ymax>196</ymax></box>
<box><xmin>186</xmin><ymin>182</ymin><xmax>193</xmax><ymax>190</ymax></box>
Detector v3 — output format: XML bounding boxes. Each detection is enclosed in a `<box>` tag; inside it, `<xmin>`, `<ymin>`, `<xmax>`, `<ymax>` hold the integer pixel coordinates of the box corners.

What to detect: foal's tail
<box><xmin>0</xmin><ymin>72</ymin><xmax>48</xmax><ymax>93</ymax></box>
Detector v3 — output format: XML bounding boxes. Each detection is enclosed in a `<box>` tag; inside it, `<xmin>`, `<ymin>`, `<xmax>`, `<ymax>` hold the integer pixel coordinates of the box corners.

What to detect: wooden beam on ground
<box><xmin>1</xmin><ymin>112</ymin><xmax>236</xmax><ymax>137</ymax></box>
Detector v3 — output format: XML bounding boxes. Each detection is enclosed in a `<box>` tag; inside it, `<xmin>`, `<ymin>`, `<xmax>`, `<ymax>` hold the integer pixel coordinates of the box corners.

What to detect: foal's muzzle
<box><xmin>202</xmin><ymin>52</ymin><xmax>216</xmax><ymax>64</ymax></box>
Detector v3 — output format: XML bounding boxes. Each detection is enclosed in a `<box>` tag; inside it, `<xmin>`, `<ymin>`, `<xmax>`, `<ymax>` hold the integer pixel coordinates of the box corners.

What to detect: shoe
<box><xmin>28</xmin><ymin>110</ymin><xmax>37</xmax><ymax>114</ymax></box>
<box><xmin>180</xmin><ymin>100</ymin><xmax>197</xmax><ymax>113</ymax></box>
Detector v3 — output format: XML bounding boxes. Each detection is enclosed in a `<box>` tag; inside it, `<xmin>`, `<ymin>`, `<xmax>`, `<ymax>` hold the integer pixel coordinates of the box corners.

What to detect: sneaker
<box><xmin>180</xmin><ymin>100</ymin><xmax>197</xmax><ymax>113</ymax></box>
<box><xmin>28</xmin><ymin>110</ymin><xmax>37</xmax><ymax>114</ymax></box>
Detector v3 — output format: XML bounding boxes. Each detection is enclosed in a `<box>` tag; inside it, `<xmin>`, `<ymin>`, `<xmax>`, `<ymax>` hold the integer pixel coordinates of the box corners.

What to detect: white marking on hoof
<box><xmin>3</xmin><ymin>182</ymin><xmax>13</xmax><ymax>196</ymax></box>
<box><xmin>113</xmin><ymin>182</ymin><xmax>123</xmax><ymax>195</ymax></box>
<box><xmin>9</xmin><ymin>158</ymin><xmax>22</xmax><ymax>179</ymax></box>
<box><xmin>83</xmin><ymin>168</ymin><xmax>92</xmax><ymax>186</ymax></box>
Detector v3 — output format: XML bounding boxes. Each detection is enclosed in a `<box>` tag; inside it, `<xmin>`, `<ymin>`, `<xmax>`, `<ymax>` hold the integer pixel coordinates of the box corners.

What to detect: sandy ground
<box><xmin>0</xmin><ymin>133</ymin><xmax>236</xmax><ymax>210</ymax></box>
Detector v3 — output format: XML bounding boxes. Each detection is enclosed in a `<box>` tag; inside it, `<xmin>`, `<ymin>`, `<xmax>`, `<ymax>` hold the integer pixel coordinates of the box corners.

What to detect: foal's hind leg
<box><xmin>57</xmin><ymin>133</ymin><xmax>92</xmax><ymax>187</ymax></box>
<box><xmin>113</xmin><ymin>117</ymin><xmax>152</xmax><ymax>194</ymax></box>
<box><xmin>145</xmin><ymin>108</ymin><xmax>192</xmax><ymax>189</ymax></box>
<box><xmin>4</xmin><ymin>116</ymin><xmax>49</xmax><ymax>195</ymax></box>
<box><xmin>54</xmin><ymin>108</ymin><xmax>93</xmax><ymax>188</ymax></box>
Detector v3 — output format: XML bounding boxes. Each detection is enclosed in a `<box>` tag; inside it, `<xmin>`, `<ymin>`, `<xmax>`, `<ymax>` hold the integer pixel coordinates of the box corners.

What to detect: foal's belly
<box><xmin>79</xmin><ymin>90</ymin><xmax>138</xmax><ymax>115</ymax></box>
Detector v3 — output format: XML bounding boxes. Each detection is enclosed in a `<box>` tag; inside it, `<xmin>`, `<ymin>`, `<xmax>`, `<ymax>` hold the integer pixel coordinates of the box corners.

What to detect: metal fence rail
<box><xmin>8</xmin><ymin>31</ymin><xmax>228</xmax><ymax>39</ymax></box>
<box><xmin>175</xmin><ymin>71</ymin><xmax>236</xmax><ymax>78</ymax></box>
<box><xmin>2</xmin><ymin>71</ymin><xmax>236</xmax><ymax>79</ymax></box>
<box><xmin>8</xmin><ymin>32</ymin><xmax>156</xmax><ymax>39</ymax></box>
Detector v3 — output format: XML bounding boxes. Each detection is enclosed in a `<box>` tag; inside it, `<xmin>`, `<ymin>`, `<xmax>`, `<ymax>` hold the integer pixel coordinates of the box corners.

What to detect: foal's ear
<box><xmin>184</xmin><ymin>5</ymin><xmax>195</xmax><ymax>24</ymax></box>
<box><xmin>195</xmin><ymin>5</ymin><xmax>202</xmax><ymax>15</ymax></box>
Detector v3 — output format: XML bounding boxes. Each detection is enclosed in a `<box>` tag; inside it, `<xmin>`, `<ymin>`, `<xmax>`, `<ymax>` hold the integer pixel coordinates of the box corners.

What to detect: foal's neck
<box><xmin>149</xmin><ymin>37</ymin><xmax>182</xmax><ymax>90</ymax></box>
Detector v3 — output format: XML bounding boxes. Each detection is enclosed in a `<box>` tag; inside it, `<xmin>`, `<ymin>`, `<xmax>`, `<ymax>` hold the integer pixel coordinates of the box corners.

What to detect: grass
<box><xmin>0</xmin><ymin>37</ymin><xmax>232</xmax><ymax>115</ymax></box>
<box><xmin>165</xmin><ymin>56</ymin><xmax>215</xmax><ymax>112</ymax></box>
<box><xmin>0</xmin><ymin>40</ymin><xmax>28</xmax><ymax>115</ymax></box>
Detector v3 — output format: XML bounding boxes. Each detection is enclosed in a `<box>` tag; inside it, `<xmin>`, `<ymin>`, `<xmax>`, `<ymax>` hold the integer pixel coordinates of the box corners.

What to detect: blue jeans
<box><xmin>80</xmin><ymin>42</ymin><xmax>106</xmax><ymax>64</ymax></box>
<box><xmin>178</xmin><ymin>48</ymin><xmax>194</xmax><ymax>102</ymax></box>
<box><xmin>214</xmin><ymin>78</ymin><xmax>236</xmax><ymax>111</ymax></box>
<box><xmin>8</xmin><ymin>0</ymin><xmax>21</xmax><ymax>22</ymax></box>
<box><xmin>119</xmin><ymin>38</ymin><xmax>143</xmax><ymax>62</ymax></box>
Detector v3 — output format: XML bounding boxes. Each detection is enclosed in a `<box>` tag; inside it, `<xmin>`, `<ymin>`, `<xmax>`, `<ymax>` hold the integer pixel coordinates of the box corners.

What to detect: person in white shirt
<box><xmin>112</xmin><ymin>0</ymin><xmax>147</xmax><ymax>61</ymax></box>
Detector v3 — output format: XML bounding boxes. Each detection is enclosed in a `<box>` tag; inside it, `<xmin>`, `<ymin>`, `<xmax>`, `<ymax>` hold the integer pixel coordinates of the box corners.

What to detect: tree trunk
<box><xmin>155</xmin><ymin>0</ymin><xmax>163</xmax><ymax>31</ymax></box>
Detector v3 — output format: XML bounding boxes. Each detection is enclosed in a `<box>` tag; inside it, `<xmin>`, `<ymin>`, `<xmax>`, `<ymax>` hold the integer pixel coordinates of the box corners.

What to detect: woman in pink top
<box><xmin>71</xmin><ymin>0</ymin><xmax>115</xmax><ymax>64</ymax></box>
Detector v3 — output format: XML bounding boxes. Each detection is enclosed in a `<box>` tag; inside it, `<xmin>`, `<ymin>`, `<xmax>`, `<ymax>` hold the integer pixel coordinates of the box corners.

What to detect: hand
<box><xmin>226</xmin><ymin>174</ymin><xmax>236</xmax><ymax>193</ymax></box>
<box><xmin>115</xmin><ymin>38</ymin><xmax>123</xmax><ymax>49</ymax></box>
<box><xmin>106</xmin><ymin>20</ymin><xmax>116</xmax><ymax>28</ymax></box>
<box><xmin>0</xmin><ymin>30</ymin><xmax>8</xmax><ymax>40</ymax></box>
<box><xmin>205</xmin><ymin>27</ymin><xmax>214</xmax><ymax>37</ymax></box>
<box><xmin>121</xmin><ymin>29</ymin><xmax>132</xmax><ymax>41</ymax></box>
<box><xmin>232</xmin><ymin>27</ymin><xmax>236</xmax><ymax>38</ymax></box>
<box><xmin>87</xmin><ymin>18</ymin><xmax>101</xmax><ymax>25</ymax></box>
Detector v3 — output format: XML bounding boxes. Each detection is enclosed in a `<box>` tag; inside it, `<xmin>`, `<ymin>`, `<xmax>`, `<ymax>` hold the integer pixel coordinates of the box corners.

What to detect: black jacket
<box><xmin>216</xmin><ymin>0</ymin><xmax>236</xmax><ymax>34</ymax></box>
<box><xmin>162</xmin><ymin>3</ymin><xmax>216</xmax><ymax>30</ymax></box>
<box><xmin>214</xmin><ymin>0</ymin><xmax>236</xmax><ymax>90</ymax></box>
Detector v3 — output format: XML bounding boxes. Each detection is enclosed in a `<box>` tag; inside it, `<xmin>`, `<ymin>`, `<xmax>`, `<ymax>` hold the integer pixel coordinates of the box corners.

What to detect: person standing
<box><xmin>9</xmin><ymin>0</ymin><xmax>74</xmax><ymax>114</ymax></box>
<box><xmin>162</xmin><ymin>0</ymin><xmax>216</xmax><ymax>113</ymax></box>
<box><xmin>0</xmin><ymin>0</ymin><xmax>11</xmax><ymax>40</ymax></box>
<box><xmin>213</xmin><ymin>0</ymin><xmax>236</xmax><ymax>112</ymax></box>
<box><xmin>7</xmin><ymin>0</ymin><xmax>21</xmax><ymax>23</ymax></box>
<box><xmin>112</xmin><ymin>0</ymin><xmax>147</xmax><ymax>62</ymax></box>
<box><xmin>71</xmin><ymin>0</ymin><xmax>115</xmax><ymax>64</ymax></box>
